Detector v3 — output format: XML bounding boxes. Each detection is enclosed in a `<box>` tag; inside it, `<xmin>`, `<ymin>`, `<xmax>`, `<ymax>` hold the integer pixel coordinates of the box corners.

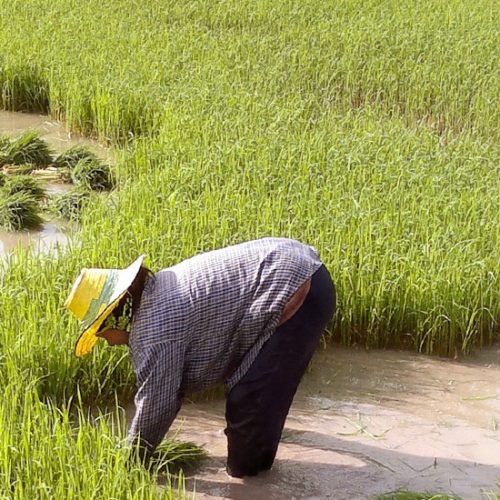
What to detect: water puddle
<box><xmin>125</xmin><ymin>345</ymin><xmax>500</xmax><ymax>499</ymax></box>
<box><xmin>0</xmin><ymin>110</ymin><xmax>110</xmax><ymax>259</ymax></box>
<box><xmin>0</xmin><ymin>222</ymin><xmax>70</xmax><ymax>258</ymax></box>
<box><xmin>0</xmin><ymin>110</ymin><xmax>110</xmax><ymax>157</ymax></box>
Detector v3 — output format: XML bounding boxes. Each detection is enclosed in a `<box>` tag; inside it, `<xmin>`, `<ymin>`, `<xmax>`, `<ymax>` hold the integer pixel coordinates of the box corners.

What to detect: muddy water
<box><xmin>0</xmin><ymin>111</ymin><xmax>109</xmax><ymax>258</ymax></box>
<box><xmin>0</xmin><ymin>221</ymin><xmax>70</xmax><ymax>258</ymax></box>
<box><xmin>129</xmin><ymin>346</ymin><xmax>500</xmax><ymax>499</ymax></box>
<box><xmin>0</xmin><ymin>110</ymin><xmax>110</xmax><ymax>156</ymax></box>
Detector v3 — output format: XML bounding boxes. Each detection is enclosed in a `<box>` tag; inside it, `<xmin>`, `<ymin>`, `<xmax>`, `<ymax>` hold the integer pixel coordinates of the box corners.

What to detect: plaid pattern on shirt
<box><xmin>128</xmin><ymin>237</ymin><xmax>323</xmax><ymax>452</ymax></box>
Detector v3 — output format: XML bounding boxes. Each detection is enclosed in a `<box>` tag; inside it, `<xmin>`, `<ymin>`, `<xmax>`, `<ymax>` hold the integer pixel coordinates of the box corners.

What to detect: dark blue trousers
<box><xmin>225</xmin><ymin>265</ymin><xmax>336</xmax><ymax>477</ymax></box>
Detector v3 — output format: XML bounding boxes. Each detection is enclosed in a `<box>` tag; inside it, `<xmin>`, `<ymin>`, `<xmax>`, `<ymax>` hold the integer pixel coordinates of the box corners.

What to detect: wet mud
<box><xmin>138</xmin><ymin>345</ymin><xmax>500</xmax><ymax>499</ymax></box>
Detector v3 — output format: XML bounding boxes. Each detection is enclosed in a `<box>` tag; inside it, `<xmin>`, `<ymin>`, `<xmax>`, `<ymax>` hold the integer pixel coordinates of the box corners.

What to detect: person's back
<box><xmin>130</xmin><ymin>237</ymin><xmax>322</xmax><ymax>392</ymax></box>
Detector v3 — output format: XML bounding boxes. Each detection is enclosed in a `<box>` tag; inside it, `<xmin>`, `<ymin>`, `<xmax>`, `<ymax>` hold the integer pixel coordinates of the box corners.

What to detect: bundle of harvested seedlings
<box><xmin>2</xmin><ymin>175</ymin><xmax>46</xmax><ymax>200</ymax></box>
<box><xmin>71</xmin><ymin>159</ymin><xmax>114</xmax><ymax>191</ymax></box>
<box><xmin>2</xmin><ymin>163</ymin><xmax>36</xmax><ymax>175</ymax></box>
<box><xmin>153</xmin><ymin>440</ymin><xmax>208</xmax><ymax>473</ymax></box>
<box><xmin>2</xmin><ymin>131</ymin><xmax>53</xmax><ymax>167</ymax></box>
<box><xmin>52</xmin><ymin>188</ymin><xmax>90</xmax><ymax>220</ymax></box>
<box><xmin>31</xmin><ymin>166</ymin><xmax>71</xmax><ymax>183</ymax></box>
<box><xmin>54</xmin><ymin>145</ymin><xmax>98</xmax><ymax>170</ymax></box>
<box><xmin>0</xmin><ymin>136</ymin><xmax>10</xmax><ymax>166</ymax></box>
<box><xmin>0</xmin><ymin>135</ymin><xmax>9</xmax><ymax>155</ymax></box>
<box><xmin>0</xmin><ymin>191</ymin><xmax>43</xmax><ymax>230</ymax></box>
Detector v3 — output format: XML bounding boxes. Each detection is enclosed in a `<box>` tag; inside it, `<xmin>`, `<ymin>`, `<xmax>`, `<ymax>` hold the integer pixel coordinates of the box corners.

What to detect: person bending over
<box><xmin>65</xmin><ymin>237</ymin><xmax>336</xmax><ymax>478</ymax></box>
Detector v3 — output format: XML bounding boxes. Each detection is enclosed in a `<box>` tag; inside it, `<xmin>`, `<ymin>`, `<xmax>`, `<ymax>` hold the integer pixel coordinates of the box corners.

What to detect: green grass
<box><xmin>0</xmin><ymin>0</ymin><xmax>498</xmax><ymax>497</ymax></box>
<box><xmin>377</xmin><ymin>492</ymin><xmax>461</xmax><ymax>500</ymax></box>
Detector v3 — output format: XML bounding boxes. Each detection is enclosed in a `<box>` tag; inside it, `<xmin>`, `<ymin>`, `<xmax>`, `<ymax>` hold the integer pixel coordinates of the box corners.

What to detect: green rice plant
<box><xmin>0</xmin><ymin>382</ymin><xmax>189</xmax><ymax>498</ymax></box>
<box><xmin>0</xmin><ymin>171</ymin><xmax>6</xmax><ymax>187</ymax></box>
<box><xmin>377</xmin><ymin>492</ymin><xmax>461</xmax><ymax>500</ymax></box>
<box><xmin>153</xmin><ymin>440</ymin><xmax>208</xmax><ymax>473</ymax></box>
<box><xmin>0</xmin><ymin>135</ymin><xmax>9</xmax><ymax>161</ymax></box>
<box><xmin>54</xmin><ymin>145</ymin><xmax>99</xmax><ymax>170</ymax></box>
<box><xmin>2</xmin><ymin>130</ymin><xmax>53</xmax><ymax>167</ymax></box>
<box><xmin>2</xmin><ymin>174</ymin><xmax>46</xmax><ymax>200</ymax></box>
<box><xmin>71</xmin><ymin>158</ymin><xmax>114</xmax><ymax>191</ymax></box>
<box><xmin>51</xmin><ymin>187</ymin><xmax>90</xmax><ymax>220</ymax></box>
<box><xmin>0</xmin><ymin>136</ymin><xmax>10</xmax><ymax>166</ymax></box>
<box><xmin>0</xmin><ymin>2</ymin><xmax>498</xmax><ymax>497</ymax></box>
<box><xmin>0</xmin><ymin>191</ymin><xmax>43</xmax><ymax>230</ymax></box>
<box><xmin>482</xmin><ymin>490</ymin><xmax>500</xmax><ymax>500</ymax></box>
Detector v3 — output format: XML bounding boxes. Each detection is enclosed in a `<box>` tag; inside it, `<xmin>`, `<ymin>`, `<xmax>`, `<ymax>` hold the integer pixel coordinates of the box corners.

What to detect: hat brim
<box><xmin>74</xmin><ymin>292</ymin><xmax>127</xmax><ymax>356</ymax></box>
<box><xmin>73</xmin><ymin>255</ymin><xmax>145</xmax><ymax>357</ymax></box>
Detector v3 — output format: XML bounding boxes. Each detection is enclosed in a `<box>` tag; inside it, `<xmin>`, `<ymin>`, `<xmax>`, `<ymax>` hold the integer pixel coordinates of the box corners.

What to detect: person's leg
<box><xmin>225</xmin><ymin>265</ymin><xmax>336</xmax><ymax>477</ymax></box>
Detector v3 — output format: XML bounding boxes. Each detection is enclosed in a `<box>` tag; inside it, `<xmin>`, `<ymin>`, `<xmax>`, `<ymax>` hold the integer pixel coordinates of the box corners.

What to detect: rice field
<box><xmin>0</xmin><ymin>0</ymin><xmax>498</xmax><ymax>497</ymax></box>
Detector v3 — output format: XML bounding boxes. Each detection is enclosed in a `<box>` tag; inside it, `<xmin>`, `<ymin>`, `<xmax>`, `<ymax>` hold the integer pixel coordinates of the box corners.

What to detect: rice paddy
<box><xmin>0</xmin><ymin>0</ymin><xmax>498</xmax><ymax>497</ymax></box>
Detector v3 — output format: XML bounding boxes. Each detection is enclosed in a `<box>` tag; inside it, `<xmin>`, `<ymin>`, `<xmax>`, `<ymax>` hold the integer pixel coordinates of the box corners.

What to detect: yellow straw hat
<box><xmin>65</xmin><ymin>255</ymin><xmax>145</xmax><ymax>357</ymax></box>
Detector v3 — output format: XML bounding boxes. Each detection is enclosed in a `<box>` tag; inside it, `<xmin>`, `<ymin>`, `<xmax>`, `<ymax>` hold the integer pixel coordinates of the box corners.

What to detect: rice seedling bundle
<box><xmin>2</xmin><ymin>174</ymin><xmax>46</xmax><ymax>200</ymax></box>
<box><xmin>52</xmin><ymin>188</ymin><xmax>90</xmax><ymax>220</ymax></box>
<box><xmin>71</xmin><ymin>158</ymin><xmax>114</xmax><ymax>191</ymax></box>
<box><xmin>0</xmin><ymin>191</ymin><xmax>42</xmax><ymax>230</ymax></box>
<box><xmin>153</xmin><ymin>440</ymin><xmax>208</xmax><ymax>473</ymax></box>
<box><xmin>1</xmin><ymin>130</ymin><xmax>53</xmax><ymax>167</ymax></box>
<box><xmin>2</xmin><ymin>163</ymin><xmax>36</xmax><ymax>175</ymax></box>
<box><xmin>31</xmin><ymin>165</ymin><xmax>72</xmax><ymax>182</ymax></box>
<box><xmin>54</xmin><ymin>145</ymin><xmax>99</xmax><ymax>170</ymax></box>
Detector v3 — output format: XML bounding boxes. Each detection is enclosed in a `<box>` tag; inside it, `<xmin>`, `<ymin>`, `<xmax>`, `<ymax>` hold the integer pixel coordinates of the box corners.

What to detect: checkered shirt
<box><xmin>128</xmin><ymin>237</ymin><xmax>322</xmax><ymax>452</ymax></box>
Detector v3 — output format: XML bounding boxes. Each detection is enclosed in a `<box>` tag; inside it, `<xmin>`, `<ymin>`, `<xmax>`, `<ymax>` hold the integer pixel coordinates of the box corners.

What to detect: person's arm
<box><xmin>128</xmin><ymin>341</ymin><xmax>184</xmax><ymax>463</ymax></box>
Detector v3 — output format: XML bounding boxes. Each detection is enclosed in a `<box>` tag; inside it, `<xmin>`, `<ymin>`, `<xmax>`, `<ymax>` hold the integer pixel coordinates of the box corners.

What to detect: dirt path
<box><xmin>163</xmin><ymin>345</ymin><xmax>500</xmax><ymax>499</ymax></box>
